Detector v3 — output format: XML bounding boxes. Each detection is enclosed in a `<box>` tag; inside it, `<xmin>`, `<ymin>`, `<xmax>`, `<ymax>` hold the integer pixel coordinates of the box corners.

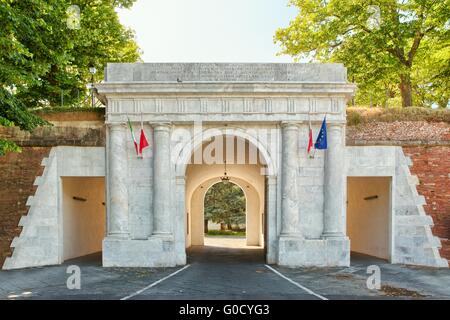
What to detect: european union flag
<box><xmin>314</xmin><ymin>116</ymin><xmax>327</xmax><ymax>149</ymax></box>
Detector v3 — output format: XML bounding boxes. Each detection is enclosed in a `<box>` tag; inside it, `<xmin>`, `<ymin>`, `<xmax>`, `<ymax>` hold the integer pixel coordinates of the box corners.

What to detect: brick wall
<box><xmin>0</xmin><ymin>126</ymin><xmax>105</xmax><ymax>147</ymax></box>
<box><xmin>0</xmin><ymin>147</ymin><xmax>51</xmax><ymax>266</ymax></box>
<box><xmin>0</xmin><ymin>114</ymin><xmax>105</xmax><ymax>267</ymax></box>
<box><xmin>347</xmin><ymin>121</ymin><xmax>449</xmax><ymax>262</ymax></box>
<box><xmin>403</xmin><ymin>146</ymin><xmax>450</xmax><ymax>261</ymax></box>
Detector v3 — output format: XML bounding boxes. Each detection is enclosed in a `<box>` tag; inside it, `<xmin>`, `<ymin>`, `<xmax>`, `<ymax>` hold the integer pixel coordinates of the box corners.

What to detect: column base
<box><xmin>321</xmin><ymin>232</ymin><xmax>345</xmax><ymax>239</ymax></box>
<box><xmin>102</xmin><ymin>236</ymin><xmax>186</xmax><ymax>267</ymax></box>
<box><xmin>280</xmin><ymin>233</ymin><xmax>303</xmax><ymax>238</ymax></box>
<box><xmin>152</xmin><ymin>232</ymin><xmax>174</xmax><ymax>239</ymax></box>
<box><xmin>278</xmin><ymin>236</ymin><xmax>349</xmax><ymax>267</ymax></box>
<box><xmin>107</xmin><ymin>232</ymin><xmax>129</xmax><ymax>239</ymax></box>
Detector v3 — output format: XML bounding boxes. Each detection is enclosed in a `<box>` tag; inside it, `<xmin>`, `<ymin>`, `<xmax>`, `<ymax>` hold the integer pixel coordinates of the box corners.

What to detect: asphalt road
<box><xmin>130</xmin><ymin>245</ymin><xmax>317</xmax><ymax>300</ymax></box>
<box><xmin>1</xmin><ymin>243</ymin><xmax>449</xmax><ymax>300</ymax></box>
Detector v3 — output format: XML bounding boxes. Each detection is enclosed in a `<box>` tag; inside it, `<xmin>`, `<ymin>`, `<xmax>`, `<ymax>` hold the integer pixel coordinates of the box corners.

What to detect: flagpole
<box><xmin>308</xmin><ymin>103</ymin><xmax>315</xmax><ymax>159</ymax></box>
<box><xmin>127</xmin><ymin>113</ymin><xmax>139</xmax><ymax>157</ymax></box>
<box><xmin>138</xmin><ymin>112</ymin><xmax>143</xmax><ymax>158</ymax></box>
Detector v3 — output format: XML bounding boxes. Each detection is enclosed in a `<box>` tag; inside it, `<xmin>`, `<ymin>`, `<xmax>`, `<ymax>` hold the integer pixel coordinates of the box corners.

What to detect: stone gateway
<box><xmin>3</xmin><ymin>63</ymin><xmax>447</xmax><ymax>270</ymax></box>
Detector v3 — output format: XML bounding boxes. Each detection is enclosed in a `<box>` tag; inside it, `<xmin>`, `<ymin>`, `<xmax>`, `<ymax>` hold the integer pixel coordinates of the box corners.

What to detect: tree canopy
<box><xmin>0</xmin><ymin>0</ymin><xmax>140</xmax><ymax>155</ymax></box>
<box><xmin>204</xmin><ymin>182</ymin><xmax>246</xmax><ymax>229</ymax></box>
<box><xmin>275</xmin><ymin>0</ymin><xmax>450</xmax><ymax>108</ymax></box>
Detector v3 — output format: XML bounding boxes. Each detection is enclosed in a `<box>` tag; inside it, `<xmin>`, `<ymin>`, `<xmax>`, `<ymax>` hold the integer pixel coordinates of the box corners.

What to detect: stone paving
<box><xmin>0</xmin><ymin>237</ymin><xmax>449</xmax><ymax>300</ymax></box>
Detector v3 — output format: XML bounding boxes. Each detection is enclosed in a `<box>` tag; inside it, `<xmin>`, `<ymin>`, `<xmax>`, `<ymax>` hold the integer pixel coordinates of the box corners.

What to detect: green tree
<box><xmin>412</xmin><ymin>36</ymin><xmax>450</xmax><ymax>108</ymax></box>
<box><xmin>0</xmin><ymin>0</ymin><xmax>140</xmax><ymax>155</ymax></box>
<box><xmin>204</xmin><ymin>182</ymin><xmax>246</xmax><ymax>230</ymax></box>
<box><xmin>275</xmin><ymin>0</ymin><xmax>450</xmax><ymax>108</ymax></box>
<box><xmin>19</xmin><ymin>0</ymin><xmax>140</xmax><ymax>108</ymax></box>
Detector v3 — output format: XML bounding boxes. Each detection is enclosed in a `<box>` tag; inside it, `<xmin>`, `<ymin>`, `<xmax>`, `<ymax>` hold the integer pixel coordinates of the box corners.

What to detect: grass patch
<box><xmin>206</xmin><ymin>230</ymin><xmax>246</xmax><ymax>237</ymax></box>
<box><xmin>28</xmin><ymin>106</ymin><xmax>449</xmax><ymax>123</ymax></box>
<box><xmin>347</xmin><ymin>107</ymin><xmax>450</xmax><ymax>125</ymax></box>
<box><xmin>347</xmin><ymin>110</ymin><xmax>363</xmax><ymax>126</ymax></box>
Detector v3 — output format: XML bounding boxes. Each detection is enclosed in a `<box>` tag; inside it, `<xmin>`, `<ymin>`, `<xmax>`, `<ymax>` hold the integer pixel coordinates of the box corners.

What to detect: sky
<box><xmin>116</xmin><ymin>0</ymin><xmax>298</xmax><ymax>63</ymax></box>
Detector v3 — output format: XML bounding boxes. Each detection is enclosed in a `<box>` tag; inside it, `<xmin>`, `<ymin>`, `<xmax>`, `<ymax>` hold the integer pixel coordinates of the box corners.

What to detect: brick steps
<box><xmin>0</xmin><ymin>147</ymin><xmax>51</xmax><ymax>267</ymax></box>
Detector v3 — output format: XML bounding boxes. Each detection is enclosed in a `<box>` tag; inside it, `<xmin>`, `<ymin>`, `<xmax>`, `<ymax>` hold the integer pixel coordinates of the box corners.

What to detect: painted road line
<box><xmin>265</xmin><ymin>264</ymin><xmax>328</xmax><ymax>300</ymax></box>
<box><xmin>121</xmin><ymin>264</ymin><xmax>191</xmax><ymax>300</ymax></box>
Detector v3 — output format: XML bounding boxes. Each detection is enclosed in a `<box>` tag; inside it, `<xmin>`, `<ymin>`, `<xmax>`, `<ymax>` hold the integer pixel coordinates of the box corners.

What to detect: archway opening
<box><xmin>184</xmin><ymin>133</ymin><xmax>270</xmax><ymax>261</ymax></box>
<box><xmin>203</xmin><ymin>181</ymin><xmax>248</xmax><ymax>248</ymax></box>
<box><xmin>62</xmin><ymin>177</ymin><xmax>105</xmax><ymax>263</ymax></box>
<box><xmin>347</xmin><ymin>177</ymin><xmax>392</xmax><ymax>263</ymax></box>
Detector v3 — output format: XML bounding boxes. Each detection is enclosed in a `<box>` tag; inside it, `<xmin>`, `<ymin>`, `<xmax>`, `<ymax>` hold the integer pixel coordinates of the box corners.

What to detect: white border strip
<box><xmin>121</xmin><ymin>264</ymin><xmax>191</xmax><ymax>300</ymax></box>
<box><xmin>265</xmin><ymin>264</ymin><xmax>328</xmax><ymax>300</ymax></box>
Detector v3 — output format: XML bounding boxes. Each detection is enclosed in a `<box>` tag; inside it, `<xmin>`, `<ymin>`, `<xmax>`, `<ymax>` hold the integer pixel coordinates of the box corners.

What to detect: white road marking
<box><xmin>120</xmin><ymin>264</ymin><xmax>191</xmax><ymax>300</ymax></box>
<box><xmin>265</xmin><ymin>264</ymin><xmax>328</xmax><ymax>300</ymax></box>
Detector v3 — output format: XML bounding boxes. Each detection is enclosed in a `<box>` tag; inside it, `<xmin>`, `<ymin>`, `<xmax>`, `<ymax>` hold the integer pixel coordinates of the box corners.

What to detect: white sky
<box><xmin>116</xmin><ymin>0</ymin><xmax>297</xmax><ymax>63</ymax></box>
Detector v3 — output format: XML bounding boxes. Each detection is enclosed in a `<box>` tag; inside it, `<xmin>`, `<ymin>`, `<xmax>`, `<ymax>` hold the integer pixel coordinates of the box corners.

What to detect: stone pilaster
<box><xmin>152</xmin><ymin>122</ymin><xmax>172</xmax><ymax>236</ymax></box>
<box><xmin>322</xmin><ymin>124</ymin><xmax>345</xmax><ymax>238</ymax></box>
<box><xmin>280</xmin><ymin>122</ymin><xmax>301</xmax><ymax>237</ymax></box>
<box><xmin>266</xmin><ymin>175</ymin><xmax>278</xmax><ymax>264</ymax></box>
<box><xmin>174</xmin><ymin>176</ymin><xmax>187</xmax><ymax>265</ymax></box>
<box><xmin>108</xmin><ymin>123</ymin><xmax>129</xmax><ymax>237</ymax></box>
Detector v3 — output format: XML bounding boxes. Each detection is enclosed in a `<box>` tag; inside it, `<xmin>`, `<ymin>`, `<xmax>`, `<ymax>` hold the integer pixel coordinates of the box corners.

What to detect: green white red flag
<box><xmin>307</xmin><ymin>115</ymin><xmax>314</xmax><ymax>158</ymax></box>
<box><xmin>307</xmin><ymin>123</ymin><xmax>313</xmax><ymax>155</ymax></box>
<box><xmin>127</xmin><ymin>115</ymin><xmax>150</xmax><ymax>157</ymax></box>
<box><xmin>127</xmin><ymin>116</ymin><xmax>139</xmax><ymax>156</ymax></box>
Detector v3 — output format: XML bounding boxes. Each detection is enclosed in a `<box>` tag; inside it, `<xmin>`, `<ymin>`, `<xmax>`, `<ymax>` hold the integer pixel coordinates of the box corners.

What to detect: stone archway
<box><xmin>97</xmin><ymin>63</ymin><xmax>362</xmax><ymax>269</ymax></box>
<box><xmin>174</xmin><ymin>126</ymin><xmax>277</xmax><ymax>177</ymax></box>
<box><xmin>175</xmin><ymin>129</ymin><xmax>278</xmax><ymax>263</ymax></box>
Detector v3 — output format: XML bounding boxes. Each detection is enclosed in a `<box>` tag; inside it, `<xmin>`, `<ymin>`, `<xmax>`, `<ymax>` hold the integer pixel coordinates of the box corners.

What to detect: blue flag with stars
<box><xmin>314</xmin><ymin>116</ymin><xmax>327</xmax><ymax>149</ymax></box>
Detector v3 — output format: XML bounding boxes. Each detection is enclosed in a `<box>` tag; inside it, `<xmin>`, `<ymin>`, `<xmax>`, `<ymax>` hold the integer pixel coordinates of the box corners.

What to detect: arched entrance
<box><xmin>204</xmin><ymin>181</ymin><xmax>247</xmax><ymax>239</ymax></box>
<box><xmin>175</xmin><ymin>127</ymin><xmax>278</xmax><ymax>263</ymax></box>
<box><xmin>188</xmin><ymin>176</ymin><xmax>262</xmax><ymax>248</ymax></box>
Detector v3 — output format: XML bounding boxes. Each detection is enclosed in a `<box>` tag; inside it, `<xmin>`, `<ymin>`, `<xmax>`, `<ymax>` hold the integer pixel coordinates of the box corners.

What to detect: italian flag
<box><xmin>307</xmin><ymin>122</ymin><xmax>313</xmax><ymax>156</ymax></box>
<box><xmin>127</xmin><ymin>117</ymin><xmax>139</xmax><ymax>156</ymax></box>
<box><xmin>127</xmin><ymin>115</ymin><xmax>150</xmax><ymax>157</ymax></box>
<box><xmin>138</xmin><ymin>122</ymin><xmax>149</xmax><ymax>155</ymax></box>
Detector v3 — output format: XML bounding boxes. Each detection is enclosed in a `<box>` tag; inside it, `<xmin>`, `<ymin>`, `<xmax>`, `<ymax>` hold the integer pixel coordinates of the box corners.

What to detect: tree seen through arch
<box><xmin>204</xmin><ymin>182</ymin><xmax>246</xmax><ymax>235</ymax></box>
